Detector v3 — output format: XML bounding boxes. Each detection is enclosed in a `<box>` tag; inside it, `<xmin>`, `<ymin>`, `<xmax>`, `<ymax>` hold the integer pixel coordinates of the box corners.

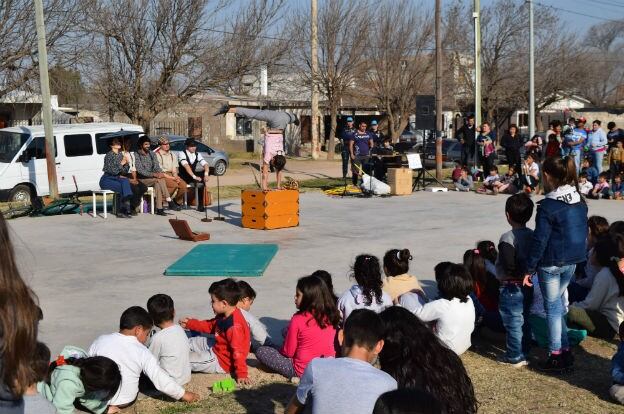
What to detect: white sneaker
<box><xmin>497</xmin><ymin>356</ymin><xmax>528</xmax><ymax>368</ymax></box>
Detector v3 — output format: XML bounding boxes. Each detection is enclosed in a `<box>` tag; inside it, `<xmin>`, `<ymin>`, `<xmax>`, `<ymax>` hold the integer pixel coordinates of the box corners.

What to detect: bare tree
<box><xmin>0</xmin><ymin>0</ymin><xmax>85</xmax><ymax>99</ymax></box>
<box><xmin>364</xmin><ymin>0</ymin><xmax>434</xmax><ymax>141</ymax></box>
<box><xmin>578</xmin><ymin>20</ymin><xmax>624</xmax><ymax>106</ymax></box>
<box><xmin>445</xmin><ymin>0</ymin><xmax>585</xmax><ymax>130</ymax></box>
<box><xmin>291</xmin><ymin>0</ymin><xmax>369</xmax><ymax>160</ymax></box>
<box><xmin>86</xmin><ymin>0</ymin><xmax>287</xmax><ymax>132</ymax></box>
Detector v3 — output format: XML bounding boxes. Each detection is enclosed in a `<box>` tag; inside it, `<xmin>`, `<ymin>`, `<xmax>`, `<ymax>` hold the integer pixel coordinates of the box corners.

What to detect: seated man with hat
<box><xmin>135</xmin><ymin>135</ymin><xmax>179</xmax><ymax>215</ymax></box>
<box><xmin>179</xmin><ymin>138</ymin><xmax>210</xmax><ymax>212</ymax></box>
<box><xmin>155</xmin><ymin>136</ymin><xmax>187</xmax><ymax>209</ymax></box>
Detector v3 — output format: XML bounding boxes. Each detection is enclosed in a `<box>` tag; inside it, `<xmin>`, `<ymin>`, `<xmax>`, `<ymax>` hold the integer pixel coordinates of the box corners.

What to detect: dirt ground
<box><xmin>124</xmin><ymin>333</ymin><xmax>624</xmax><ymax>414</ymax></box>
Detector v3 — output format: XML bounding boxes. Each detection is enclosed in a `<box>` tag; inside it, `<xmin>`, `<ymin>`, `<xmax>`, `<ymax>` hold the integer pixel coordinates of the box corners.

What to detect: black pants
<box><xmin>127</xmin><ymin>180</ymin><xmax>147</xmax><ymax>210</ymax></box>
<box><xmin>461</xmin><ymin>146</ymin><xmax>475</xmax><ymax>167</ymax></box>
<box><xmin>341</xmin><ymin>150</ymin><xmax>350</xmax><ymax>179</ymax></box>
<box><xmin>506</xmin><ymin>150</ymin><xmax>521</xmax><ymax>172</ymax></box>
<box><xmin>480</xmin><ymin>153</ymin><xmax>495</xmax><ymax>173</ymax></box>
<box><xmin>179</xmin><ymin>169</ymin><xmax>206</xmax><ymax>209</ymax></box>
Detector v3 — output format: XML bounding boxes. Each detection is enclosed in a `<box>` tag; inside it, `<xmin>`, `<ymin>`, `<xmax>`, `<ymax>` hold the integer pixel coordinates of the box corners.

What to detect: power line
<box><xmin>534</xmin><ymin>1</ymin><xmax>624</xmax><ymax>23</ymax></box>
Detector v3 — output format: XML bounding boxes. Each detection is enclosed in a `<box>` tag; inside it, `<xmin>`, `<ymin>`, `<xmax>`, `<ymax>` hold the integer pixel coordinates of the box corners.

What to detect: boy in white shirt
<box><xmin>522</xmin><ymin>153</ymin><xmax>540</xmax><ymax>194</ymax></box>
<box><xmin>413</xmin><ymin>263</ymin><xmax>476</xmax><ymax>355</ymax></box>
<box><xmin>89</xmin><ymin>306</ymin><xmax>198</xmax><ymax>410</ymax></box>
<box><xmin>147</xmin><ymin>294</ymin><xmax>191</xmax><ymax>385</ymax></box>
<box><xmin>237</xmin><ymin>281</ymin><xmax>272</xmax><ymax>351</ymax></box>
<box><xmin>578</xmin><ymin>172</ymin><xmax>593</xmax><ymax>196</ymax></box>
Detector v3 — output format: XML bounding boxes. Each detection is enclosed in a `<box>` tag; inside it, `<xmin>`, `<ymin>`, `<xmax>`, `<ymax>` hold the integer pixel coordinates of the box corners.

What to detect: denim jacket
<box><xmin>613</xmin><ymin>342</ymin><xmax>624</xmax><ymax>385</ymax></box>
<box><xmin>524</xmin><ymin>191</ymin><xmax>588</xmax><ymax>273</ymax></box>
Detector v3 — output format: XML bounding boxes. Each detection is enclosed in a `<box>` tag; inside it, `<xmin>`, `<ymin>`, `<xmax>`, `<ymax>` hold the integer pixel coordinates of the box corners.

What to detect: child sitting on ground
<box><xmin>338</xmin><ymin>254</ymin><xmax>393</xmax><ymax>320</ymax></box>
<box><xmin>180</xmin><ymin>279</ymin><xmax>251</xmax><ymax>384</ymax></box>
<box><xmin>568</xmin><ymin>235</ymin><xmax>624</xmax><ymax>340</ymax></box>
<box><xmin>581</xmin><ymin>158</ymin><xmax>599</xmax><ymax>185</ymax></box>
<box><xmin>477</xmin><ymin>240</ymin><xmax>498</xmax><ymax>276</ymax></box>
<box><xmin>455</xmin><ymin>168</ymin><xmax>474</xmax><ymax>192</ymax></box>
<box><xmin>492</xmin><ymin>165</ymin><xmax>520</xmax><ymax>194</ymax></box>
<box><xmin>237</xmin><ymin>280</ymin><xmax>272</xmax><ymax>350</ymax></box>
<box><xmin>39</xmin><ymin>345</ymin><xmax>121</xmax><ymax>414</ymax></box>
<box><xmin>608</xmin><ymin>140</ymin><xmax>624</xmax><ymax>181</ymax></box>
<box><xmin>311</xmin><ymin>270</ymin><xmax>339</xmax><ymax>302</ymax></box>
<box><xmin>285</xmin><ymin>309</ymin><xmax>397</xmax><ymax>414</ymax></box>
<box><xmin>24</xmin><ymin>342</ymin><xmax>55</xmax><ymax>414</ymax></box>
<box><xmin>464</xmin><ymin>248</ymin><xmax>502</xmax><ymax>332</ymax></box>
<box><xmin>382</xmin><ymin>248</ymin><xmax>425</xmax><ymax>304</ymax></box>
<box><xmin>255</xmin><ymin>275</ymin><xmax>340</xmax><ymax>380</ymax></box>
<box><xmin>146</xmin><ymin>294</ymin><xmax>191</xmax><ymax>385</ymax></box>
<box><xmin>451</xmin><ymin>162</ymin><xmax>463</xmax><ymax>183</ymax></box>
<box><xmin>89</xmin><ymin>306</ymin><xmax>198</xmax><ymax>410</ymax></box>
<box><xmin>413</xmin><ymin>263</ymin><xmax>476</xmax><ymax>355</ymax></box>
<box><xmin>579</xmin><ymin>172</ymin><xmax>593</xmax><ymax>196</ymax></box>
<box><xmin>569</xmin><ymin>216</ymin><xmax>610</xmax><ymax>303</ymax></box>
<box><xmin>494</xmin><ymin>194</ymin><xmax>534</xmax><ymax>367</ymax></box>
<box><xmin>477</xmin><ymin>166</ymin><xmax>500</xmax><ymax>194</ymax></box>
<box><xmin>589</xmin><ymin>172</ymin><xmax>611</xmax><ymax>199</ymax></box>
<box><xmin>521</xmin><ymin>154</ymin><xmax>540</xmax><ymax>194</ymax></box>
<box><xmin>610</xmin><ymin>321</ymin><xmax>624</xmax><ymax>404</ymax></box>
<box><xmin>611</xmin><ymin>174</ymin><xmax>624</xmax><ymax>200</ymax></box>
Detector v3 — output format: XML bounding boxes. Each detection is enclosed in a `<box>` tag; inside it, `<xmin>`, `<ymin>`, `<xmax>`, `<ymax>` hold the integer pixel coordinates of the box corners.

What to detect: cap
<box><xmin>371</xmin><ymin>120</ymin><xmax>378</xmax><ymax>125</ymax></box>
<box><xmin>577</xmin><ymin>116</ymin><xmax>587</xmax><ymax>123</ymax></box>
<box><xmin>185</xmin><ymin>138</ymin><xmax>197</xmax><ymax>147</ymax></box>
<box><xmin>346</xmin><ymin>117</ymin><xmax>354</xmax><ymax>122</ymax></box>
<box><xmin>158</xmin><ymin>135</ymin><xmax>169</xmax><ymax>144</ymax></box>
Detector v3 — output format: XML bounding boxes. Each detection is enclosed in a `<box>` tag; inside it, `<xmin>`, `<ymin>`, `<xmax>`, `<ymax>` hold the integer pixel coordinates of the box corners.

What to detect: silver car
<box><xmin>150</xmin><ymin>135</ymin><xmax>229</xmax><ymax>176</ymax></box>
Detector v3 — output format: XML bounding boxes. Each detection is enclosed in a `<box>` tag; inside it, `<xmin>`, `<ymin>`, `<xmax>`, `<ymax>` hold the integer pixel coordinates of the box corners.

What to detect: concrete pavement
<box><xmin>218</xmin><ymin>158</ymin><xmax>342</xmax><ymax>186</ymax></box>
<box><xmin>8</xmin><ymin>191</ymin><xmax>623</xmax><ymax>355</ymax></box>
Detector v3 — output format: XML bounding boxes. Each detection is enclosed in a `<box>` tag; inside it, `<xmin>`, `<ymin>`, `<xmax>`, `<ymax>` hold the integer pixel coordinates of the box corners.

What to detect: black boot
<box><xmin>538</xmin><ymin>353</ymin><xmax>566</xmax><ymax>374</ymax></box>
<box><xmin>168</xmin><ymin>200</ymin><xmax>181</xmax><ymax>211</ymax></box>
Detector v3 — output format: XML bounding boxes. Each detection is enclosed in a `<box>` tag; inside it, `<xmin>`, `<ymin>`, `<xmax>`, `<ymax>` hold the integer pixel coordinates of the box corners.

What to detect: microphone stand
<box><xmin>214</xmin><ymin>173</ymin><xmax>225</xmax><ymax>221</ymax></box>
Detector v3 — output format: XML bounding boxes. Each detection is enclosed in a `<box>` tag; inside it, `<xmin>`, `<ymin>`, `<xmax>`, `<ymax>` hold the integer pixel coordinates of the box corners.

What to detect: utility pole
<box><xmin>34</xmin><ymin>0</ymin><xmax>59</xmax><ymax>199</ymax></box>
<box><xmin>310</xmin><ymin>0</ymin><xmax>320</xmax><ymax>160</ymax></box>
<box><xmin>435</xmin><ymin>0</ymin><xmax>443</xmax><ymax>180</ymax></box>
<box><xmin>528</xmin><ymin>0</ymin><xmax>536</xmax><ymax>139</ymax></box>
<box><xmin>473</xmin><ymin>0</ymin><xmax>482</xmax><ymax>169</ymax></box>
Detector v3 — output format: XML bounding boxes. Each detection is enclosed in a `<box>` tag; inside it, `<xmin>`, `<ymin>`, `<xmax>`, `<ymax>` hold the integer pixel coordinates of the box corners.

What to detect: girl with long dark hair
<box><xmin>0</xmin><ymin>212</ymin><xmax>40</xmax><ymax>413</ymax></box>
<box><xmin>379</xmin><ymin>306</ymin><xmax>478</xmax><ymax>414</ymax></box>
<box><xmin>338</xmin><ymin>255</ymin><xmax>392</xmax><ymax>321</ymax></box>
<box><xmin>255</xmin><ymin>275</ymin><xmax>340</xmax><ymax>380</ymax></box>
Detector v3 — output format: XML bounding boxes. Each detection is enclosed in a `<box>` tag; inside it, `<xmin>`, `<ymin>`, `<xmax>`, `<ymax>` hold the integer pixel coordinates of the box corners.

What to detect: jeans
<box><xmin>570</xmin><ymin>150</ymin><xmax>581</xmax><ymax>173</ymax></box>
<box><xmin>499</xmin><ymin>285</ymin><xmax>533</xmax><ymax>362</ymax></box>
<box><xmin>538</xmin><ymin>264</ymin><xmax>576</xmax><ymax>353</ymax></box>
<box><xmin>592</xmin><ymin>150</ymin><xmax>605</xmax><ymax>173</ymax></box>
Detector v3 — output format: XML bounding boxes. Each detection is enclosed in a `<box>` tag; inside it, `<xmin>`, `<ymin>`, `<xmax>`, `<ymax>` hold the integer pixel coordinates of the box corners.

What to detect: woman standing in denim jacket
<box><xmin>523</xmin><ymin>156</ymin><xmax>588</xmax><ymax>373</ymax></box>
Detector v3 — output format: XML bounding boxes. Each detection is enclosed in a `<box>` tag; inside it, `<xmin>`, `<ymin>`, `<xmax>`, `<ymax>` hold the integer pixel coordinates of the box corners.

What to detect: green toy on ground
<box><xmin>212</xmin><ymin>378</ymin><xmax>236</xmax><ymax>393</ymax></box>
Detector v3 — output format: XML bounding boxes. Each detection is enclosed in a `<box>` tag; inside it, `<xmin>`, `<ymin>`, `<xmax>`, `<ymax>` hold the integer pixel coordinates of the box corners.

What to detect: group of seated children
<box><xmin>25</xmin><ymin>205</ymin><xmax>624</xmax><ymax>412</ymax></box>
<box><xmin>454</xmin><ymin>154</ymin><xmax>541</xmax><ymax>195</ymax></box>
<box><xmin>579</xmin><ymin>157</ymin><xmax>624</xmax><ymax>200</ymax></box>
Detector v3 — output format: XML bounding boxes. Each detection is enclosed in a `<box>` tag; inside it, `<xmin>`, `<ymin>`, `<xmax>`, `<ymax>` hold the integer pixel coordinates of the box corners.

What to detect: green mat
<box><xmin>164</xmin><ymin>244</ymin><xmax>279</xmax><ymax>277</ymax></box>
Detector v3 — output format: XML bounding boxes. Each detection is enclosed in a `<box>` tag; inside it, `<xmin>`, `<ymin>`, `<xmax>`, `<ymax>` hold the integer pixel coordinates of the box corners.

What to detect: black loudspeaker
<box><xmin>415</xmin><ymin>95</ymin><xmax>435</xmax><ymax>130</ymax></box>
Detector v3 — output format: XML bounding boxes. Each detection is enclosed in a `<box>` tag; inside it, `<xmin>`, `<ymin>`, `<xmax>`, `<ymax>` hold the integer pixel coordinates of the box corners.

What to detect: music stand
<box><xmin>408</xmin><ymin>152</ymin><xmax>447</xmax><ymax>191</ymax></box>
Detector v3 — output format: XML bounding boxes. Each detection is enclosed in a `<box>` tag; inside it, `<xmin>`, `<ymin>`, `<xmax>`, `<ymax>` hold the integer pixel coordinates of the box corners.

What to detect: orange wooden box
<box><xmin>241</xmin><ymin>189</ymin><xmax>299</xmax><ymax>205</ymax></box>
<box><xmin>242</xmin><ymin>214</ymin><xmax>299</xmax><ymax>230</ymax></box>
<box><xmin>242</xmin><ymin>202</ymin><xmax>299</xmax><ymax>217</ymax></box>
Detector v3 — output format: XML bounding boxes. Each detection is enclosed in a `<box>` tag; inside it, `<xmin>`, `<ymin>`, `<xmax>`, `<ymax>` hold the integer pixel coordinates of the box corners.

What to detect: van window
<box><xmin>25</xmin><ymin>136</ymin><xmax>58</xmax><ymax>159</ymax></box>
<box><xmin>96</xmin><ymin>133</ymin><xmax>141</xmax><ymax>154</ymax></box>
<box><xmin>0</xmin><ymin>132</ymin><xmax>29</xmax><ymax>162</ymax></box>
<box><xmin>64</xmin><ymin>134</ymin><xmax>93</xmax><ymax>157</ymax></box>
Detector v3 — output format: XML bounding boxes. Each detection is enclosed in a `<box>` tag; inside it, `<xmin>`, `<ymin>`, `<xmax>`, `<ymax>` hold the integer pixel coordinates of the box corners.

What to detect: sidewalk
<box><xmin>218</xmin><ymin>158</ymin><xmax>343</xmax><ymax>186</ymax></box>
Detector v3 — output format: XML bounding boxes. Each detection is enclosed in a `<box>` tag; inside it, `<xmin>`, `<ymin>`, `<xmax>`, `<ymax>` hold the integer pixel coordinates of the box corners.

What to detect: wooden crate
<box><xmin>242</xmin><ymin>202</ymin><xmax>299</xmax><ymax>217</ymax></box>
<box><xmin>387</xmin><ymin>168</ymin><xmax>412</xmax><ymax>182</ymax></box>
<box><xmin>241</xmin><ymin>189</ymin><xmax>299</xmax><ymax>205</ymax></box>
<box><xmin>387</xmin><ymin>168</ymin><xmax>413</xmax><ymax>195</ymax></box>
<box><xmin>242</xmin><ymin>214</ymin><xmax>299</xmax><ymax>230</ymax></box>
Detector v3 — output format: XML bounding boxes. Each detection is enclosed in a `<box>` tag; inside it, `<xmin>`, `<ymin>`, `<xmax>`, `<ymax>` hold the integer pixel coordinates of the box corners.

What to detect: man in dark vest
<box><xmin>457</xmin><ymin>115</ymin><xmax>476</xmax><ymax>167</ymax></box>
<box><xmin>179</xmin><ymin>138</ymin><xmax>210</xmax><ymax>212</ymax></box>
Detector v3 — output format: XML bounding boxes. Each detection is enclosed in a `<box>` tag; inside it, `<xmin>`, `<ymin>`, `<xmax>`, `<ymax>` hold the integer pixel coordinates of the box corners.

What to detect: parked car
<box><xmin>421</xmin><ymin>139</ymin><xmax>463</xmax><ymax>168</ymax></box>
<box><xmin>0</xmin><ymin>122</ymin><xmax>144</xmax><ymax>203</ymax></box>
<box><xmin>150</xmin><ymin>135</ymin><xmax>229</xmax><ymax>176</ymax></box>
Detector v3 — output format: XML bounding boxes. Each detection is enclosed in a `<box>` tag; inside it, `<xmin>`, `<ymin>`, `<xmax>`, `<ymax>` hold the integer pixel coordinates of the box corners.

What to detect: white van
<box><xmin>0</xmin><ymin>123</ymin><xmax>143</xmax><ymax>203</ymax></box>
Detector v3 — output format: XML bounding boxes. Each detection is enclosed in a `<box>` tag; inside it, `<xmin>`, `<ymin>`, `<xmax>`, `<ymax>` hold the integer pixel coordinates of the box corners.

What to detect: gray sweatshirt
<box><xmin>235</xmin><ymin>108</ymin><xmax>297</xmax><ymax>130</ymax></box>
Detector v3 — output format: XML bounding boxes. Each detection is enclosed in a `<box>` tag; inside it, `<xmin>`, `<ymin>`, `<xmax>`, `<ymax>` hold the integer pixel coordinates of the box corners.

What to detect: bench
<box><xmin>91</xmin><ymin>190</ymin><xmax>116</xmax><ymax>219</ymax></box>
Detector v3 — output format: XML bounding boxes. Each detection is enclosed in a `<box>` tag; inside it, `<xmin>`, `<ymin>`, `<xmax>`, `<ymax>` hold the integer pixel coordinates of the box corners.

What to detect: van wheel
<box><xmin>214</xmin><ymin>160</ymin><xmax>227</xmax><ymax>176</ymax></box>
<box><xmin>9</xmin><ymin>185</ymin><xmax>34</xmax><ymax>205</ymax></box>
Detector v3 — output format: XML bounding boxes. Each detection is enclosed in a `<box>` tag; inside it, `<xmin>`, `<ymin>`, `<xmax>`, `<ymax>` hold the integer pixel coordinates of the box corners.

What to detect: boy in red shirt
<box><xmin>180</xmin><ymin>279</ymin><xmax>251</xmax><ymax>384</ymax></box>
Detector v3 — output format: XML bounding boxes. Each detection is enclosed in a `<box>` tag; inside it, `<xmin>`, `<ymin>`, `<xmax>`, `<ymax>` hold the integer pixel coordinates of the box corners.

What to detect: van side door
<box><xmin>57</xmin><ymin>133</ymin><xmax>100</xmax><ymax>193</ymax></box>
<box><xmin>19</xmin><ymin>136</ymin><xmax>57</xmax><ymax>197</ymax></box>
